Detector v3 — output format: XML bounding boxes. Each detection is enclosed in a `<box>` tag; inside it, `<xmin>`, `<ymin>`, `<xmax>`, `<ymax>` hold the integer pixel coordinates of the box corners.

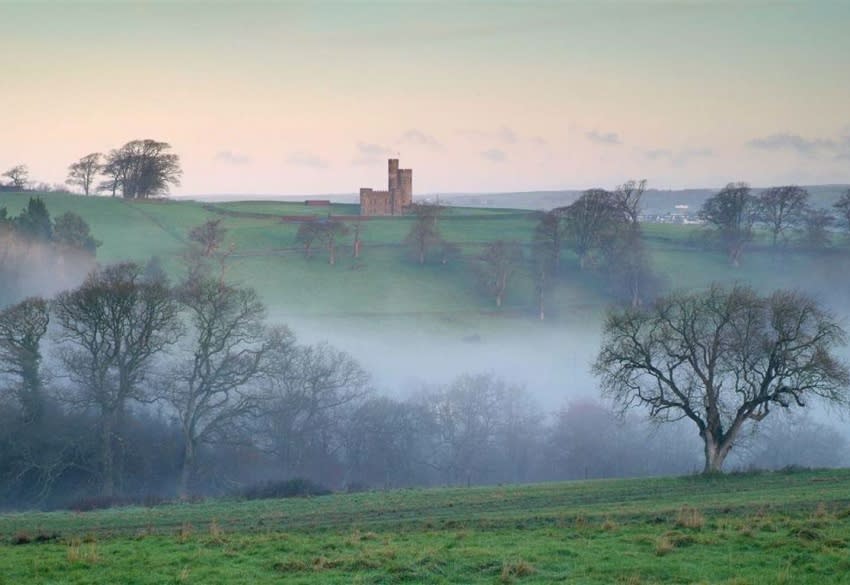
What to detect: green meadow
<box><xmin>1</xmin><ymin>192</ymin><xmax>844</xmax><ymax>325</ymax></box>
<box><xmin>1</xmin><ymin>469</ymin><xmax>850</xmax><ymax>584</ymax></box>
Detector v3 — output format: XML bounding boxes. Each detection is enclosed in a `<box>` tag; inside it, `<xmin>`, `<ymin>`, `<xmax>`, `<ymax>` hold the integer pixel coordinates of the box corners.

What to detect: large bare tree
<box><xmin>53</xmin><ymin>263</ymin><xmax>182</xmax><ymax>496</ymax></box>
<box><xmin>66</xmin><ymin>153</ymin><xmax>102</xmax><ymax>196</ymax></box>
<box><xmin>167</xmin><ymin>275</ymin><xmax>289</xmax><ymax>498</ymax></box>
<box><xmin>699</xmin><ymin>183</ymin><xmax>757</xmax><ymax>267</ymax></box>
<box><xmin>594</xmin><ymin>284</ymin><xmax>849</xmax><ymax>473</ymax></box>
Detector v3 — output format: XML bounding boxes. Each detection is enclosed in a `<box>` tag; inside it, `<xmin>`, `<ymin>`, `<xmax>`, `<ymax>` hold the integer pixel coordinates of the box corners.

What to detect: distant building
<box><xmin>359</xmin><ymin>159</ymin><xmax>412</xmax><ymax>216</ymax></box>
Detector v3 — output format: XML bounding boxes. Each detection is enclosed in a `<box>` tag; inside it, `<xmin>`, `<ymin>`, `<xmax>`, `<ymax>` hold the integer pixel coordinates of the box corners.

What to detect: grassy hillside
<box><xmin>1</xmin><ymin>469</ymin><xmax>849</xmax><ymax>583</ymax></box>
<box><xmin>2</xmin><ymin>192</ymin><xmax>846</xmax><ymax>326</ymax></box>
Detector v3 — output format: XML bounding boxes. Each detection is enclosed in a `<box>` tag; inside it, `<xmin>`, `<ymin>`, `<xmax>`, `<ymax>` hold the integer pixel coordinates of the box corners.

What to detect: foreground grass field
<box><xmin>1</xmin><ymin>469</ymin><xmax>850</xmax><ymax>584</ymax></box>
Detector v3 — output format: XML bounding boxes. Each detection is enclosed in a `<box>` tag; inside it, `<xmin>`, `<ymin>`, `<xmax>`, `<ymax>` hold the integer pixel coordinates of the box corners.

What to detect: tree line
<box><xmin>1</xmin><ymin>139</ymin><xmax>181</xmax><ymax>198</ymax></box>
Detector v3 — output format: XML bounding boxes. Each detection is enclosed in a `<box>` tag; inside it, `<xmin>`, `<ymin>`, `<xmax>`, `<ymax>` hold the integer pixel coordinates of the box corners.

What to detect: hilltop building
<box><xmin>359</xmin><ymin>159</ymin><xmax>412</xmax><ymax>216</ymax></box>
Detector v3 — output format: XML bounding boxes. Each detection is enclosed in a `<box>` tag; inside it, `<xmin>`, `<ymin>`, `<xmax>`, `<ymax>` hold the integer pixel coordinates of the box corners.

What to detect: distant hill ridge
<box><xmin>188</xmin><ymin>184</ymin><xmax>850</xmax><ymax>214</ymax></box>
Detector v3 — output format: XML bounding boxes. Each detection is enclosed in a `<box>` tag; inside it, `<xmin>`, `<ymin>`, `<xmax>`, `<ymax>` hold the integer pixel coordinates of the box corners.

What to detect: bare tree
<box><xmin>0</xmin><ymin>298</ymin><xmax>49</xmax><ymax>422</ymax></box>
<box><xmin>66</xmin><ymin>153</ymin><xmax>102</xmax><ymax>196</ymax></box>
<box><xmin>607</xmin><ymin>179</ymin><xmax>653</xmax><ymax>307</ymax></box>
<box><xmin>404</xmin><ymin>203</ymin><xmax>443</xmax><ymax>265</ymax></box>
<box><xmin>261</xmin><ymin>342</ymin><xmax>369</xmax><ymax>480</ymax></box>
<box><xmin>2</xmin><ymin>165</ymin><xmax>29</xmax><ymax>190</ymax></box>
<box><xmin>758</xmin><ymin>185</ymin><xmax>809</xmax><ymax>250</ymax></box>
<box><xmin>834</xmin><ymin>189</ymin><xmax>850</xmax><ymax>235</ymax></box>
<box><xmin>533</xmin><ymin>209</ymin><xmax>567</xmax><ymax>276</ymax></box>
<box><xmin>295</xmin><ymin>222</ymin><xmax>321</xmax><ymax>259</ymax></box>
<box><xmin>604</xmin><ymin>233</ymin><xmax>659</xmax><ymax>308</ymax></box>
<box><xmin>478</xmin><ymin>240</ymin><xmax>522</xmax><ymax>308</ymax></box>
<box><xmin>594</xmin><ymin>284</ymin><xmax>850</xmax><ymax>473</ymax></box>
<box><xmin>699</xmin><ymin>183</ymin><xmax>757</xmax><ymax>267</ymax></box>
<box><xmin>53</xmin><ymin>263</ymin><xmax>182</xmax><ymax>495</ymax></box>
<box><xmin>801</xmin><ymin>208</ymin><xmax>835</xmax><ymax>250</ymax></box>
<box><xmin>315</xmin><ymin>219</ymin><xmax>349</xmax><ymax>265</ymax></box>
<box><xmin>341</xmin><ymin>397</ymin><xmax>426</xmax><ymax>488</ymax></box>
<box><xmin>612</xmin><ymin>179</ymin><xmax>647</xmax><ymax>226</ymax></box>
<box><xmin>167</xmin><ymin>275</ymin><xmax>289</xmax><ymax>498</ymax></box>
<box><xmin>420</xmin><ymin>374</ymin><xmax>509</xmax><ymax>486</ymax></box>
<box><xmin>188</xmin><ymin>219</ymin><xmax>226</xmax><ymax>258</ymax></box>
<box><xmin>98</xmin><ymin>148</ymin><xmax>127</xmax><ymax>197</ymax></box>
<box><xmin>563</xmin><ymin>189</ymin><xmax>621</xmax><ymax>270</ymax></box>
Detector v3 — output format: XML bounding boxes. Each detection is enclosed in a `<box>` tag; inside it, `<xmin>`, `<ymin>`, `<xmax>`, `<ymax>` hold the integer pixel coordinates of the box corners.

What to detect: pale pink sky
<box><xmin>1</xmin><ymin>1</ymin><xmax>849</xmax><ymax>196</ymax></box>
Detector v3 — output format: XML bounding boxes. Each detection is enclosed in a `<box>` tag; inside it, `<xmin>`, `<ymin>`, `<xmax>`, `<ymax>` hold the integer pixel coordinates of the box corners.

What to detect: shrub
<box><xmin>237</xmin><ymin>478</ymin><xmax>331</xmax><ymax>501</ymax></box>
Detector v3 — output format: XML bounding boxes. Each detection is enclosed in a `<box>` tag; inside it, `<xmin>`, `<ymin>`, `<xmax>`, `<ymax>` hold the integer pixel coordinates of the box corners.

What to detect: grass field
<box><xmin>1</xmin><ymin>469</ymin><xmax>849</xmax><ymax>584</ymax></box>
<box><xmin>2</xmin><ymin>192</ymin><xmax>846</xmax><ymax>325</ymax></box>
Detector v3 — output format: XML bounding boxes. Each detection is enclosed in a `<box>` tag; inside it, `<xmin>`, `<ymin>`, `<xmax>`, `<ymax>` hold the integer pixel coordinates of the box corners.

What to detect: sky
<box><xmin>1</xmin><ymin>0</ymin><xmax>849</xmax><ymax>196</ymax></box>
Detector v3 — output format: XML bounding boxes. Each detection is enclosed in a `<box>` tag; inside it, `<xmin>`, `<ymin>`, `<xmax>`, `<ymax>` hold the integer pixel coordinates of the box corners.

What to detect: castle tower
<box><xmin>398</xmin><ymin>168</ymin><xmax>412</xmax><ymax>210</ymax></box>
<box><xmin>359</xmin><ymin>158</ymin><xmax>412</xmax><ymax>216</ymax></box>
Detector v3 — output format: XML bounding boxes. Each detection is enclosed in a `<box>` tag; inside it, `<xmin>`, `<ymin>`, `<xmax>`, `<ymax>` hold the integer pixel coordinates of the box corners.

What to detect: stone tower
<box><xmin>359</xmin><ymin>158</ymin><xmax>413</xmax><ymax>216</ymax></box>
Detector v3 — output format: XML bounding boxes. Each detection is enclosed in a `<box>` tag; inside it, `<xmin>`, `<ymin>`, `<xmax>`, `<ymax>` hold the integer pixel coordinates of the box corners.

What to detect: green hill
<box><xmin>2</xmin><ymin>191</ymin><xmax>846</xmax><ymax>325</ymax></box>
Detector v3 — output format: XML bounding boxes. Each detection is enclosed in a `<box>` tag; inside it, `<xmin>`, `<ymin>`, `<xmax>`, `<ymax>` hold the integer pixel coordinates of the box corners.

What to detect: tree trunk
<box><xmin>101</xmin><ymin>416</ymin><xmax>114</xmax><ymax>497</ymax></box>
<box><xmin>701</xmin><ymin>432</ymin><xmax>733</xmax><ymax>474</ymax></box>
<box><xmin>178</xmin><ymin>439</ymin><xmax>195</xmax><ymax>500</ymax></box>
<box><xmin>538</xmin><ymin>290</ymin><xmax>545</xmax><ymax>321</ymax></box>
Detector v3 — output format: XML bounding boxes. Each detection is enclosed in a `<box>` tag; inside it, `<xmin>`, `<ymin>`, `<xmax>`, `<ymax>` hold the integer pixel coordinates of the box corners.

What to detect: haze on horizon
<box><xmin>1</xmin><ymin>0</ymin><xmax>849</xmax><ymax>197</ymax></box>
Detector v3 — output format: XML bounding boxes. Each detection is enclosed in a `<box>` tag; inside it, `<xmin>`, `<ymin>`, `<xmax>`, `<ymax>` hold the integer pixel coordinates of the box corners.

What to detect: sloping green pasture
<box><xmin>1</xmin><ymin>193</ymin><xmax>846</xmax><ymax>323</ymax></box>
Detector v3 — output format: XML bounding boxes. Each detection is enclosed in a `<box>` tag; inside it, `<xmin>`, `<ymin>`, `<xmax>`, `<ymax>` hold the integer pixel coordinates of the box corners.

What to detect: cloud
<box><xmin>481</xmin><ymin>148</ymin><xmax>507</xmax><ymax>163</ymax></box>
<box><xmin>351</xmin><ymin>142</ymin><xmax>393</xmax><ymax>166</ymax></box>
<box><xmin>643</xmin><ymin>146</ymin><xmax>713</xmax><ymax>167</ymax></box>
<box><xmin>746</xmin><ymin>133</ymin><xmax>838</xmax><ymax>157</ymax></box>
<box><xmin>357</xmin><ymin>142</ymin><xmax>391</xmax><ymax>156</ymax></box>
<box><xmin>214</xmin><ymin>150</ymin><xmax>252</xmax><ymax>165</ymax></box>
<box><xmin>398</xmin><ymin>129</ymin><xmax>443</xmax><ymax>151</ymax></box>
<box><xmin>286</xmin><ymin>151</ymin><xmax>329</xmax><ymax>169</ymax></box>
<box><xmin>585</xmin><ymin>129</ymin><xmax>622</xmax><ymax>145</ymax></box>
<box><xmin>748</xmin><ymin>132</ymin><xmax>850</xmax><ymax>161</ymax></box>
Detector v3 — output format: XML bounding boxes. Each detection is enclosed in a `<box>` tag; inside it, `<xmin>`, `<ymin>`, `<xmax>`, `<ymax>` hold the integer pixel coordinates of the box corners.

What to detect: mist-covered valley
<box><xmin>4</xmin><ymin>187</ymin><xmax>850</xmax><ymax>512</ymax></box>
